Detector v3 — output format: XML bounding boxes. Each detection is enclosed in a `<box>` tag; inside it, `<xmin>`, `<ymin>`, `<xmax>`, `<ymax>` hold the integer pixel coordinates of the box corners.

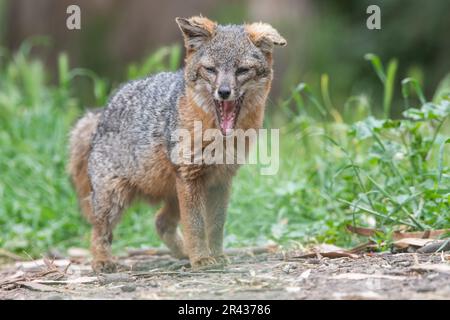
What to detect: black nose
<box><xmin>218</xmin><ymin>86</ymin><xmax>231</xmax><ymax>99</ymax></box>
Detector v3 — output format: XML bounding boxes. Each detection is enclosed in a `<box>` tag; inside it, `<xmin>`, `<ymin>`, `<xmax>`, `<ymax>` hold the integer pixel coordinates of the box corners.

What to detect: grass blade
<box><xmin>383</xmin><ymin>59</ymin><xmax>397</xmax><ymax>118</ymax></box>
<box><xmin>364</xmin><ymin>53</ymin><xmax>386</xmax><ymax>83</ymax></box>
<box><xmin>401</xmin><ymin>77</ymin><xmax>426</xmax><ymax>105</ymax></box>
<box><xmin>438</xmin><ymin>138</ymin><xmax>450</xmax><ymax>187</ymax></box>
<box><xmin>338</xmin><ymin>199</ymin><xmax>416</xmax><ymax>228</ymax></box>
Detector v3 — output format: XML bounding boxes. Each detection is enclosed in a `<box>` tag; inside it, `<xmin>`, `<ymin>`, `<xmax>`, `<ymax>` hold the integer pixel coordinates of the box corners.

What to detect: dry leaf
<box><xmin>16</xmin><ymin>281</ymin><xmax>66</xmax><ymax>292</ymax></box>
<box><xmin>346</xmin><ymin>225</ymin><xmax>382</xmax><ymax>237</ymax></box>
<box><xmin>417</xmin><ymin>239</ymin><xmax>450</xmax><ymax>253</ymax></box>
<box><xmin>393</xmin><ymin>238</ymin><xmax>435</xmax><ymax>249</ymax></box>
<box><xmin>393</xmin><ymin>229</ymin><xmax>450</xmax><ymax>240</ymax></box>
<box><xmin>319</xmin><ymin>252</ymin><xmax>359</xmax><ymax>259</ymax></box>
<box><xmin>291</xmin><ymin>244</ymin><xmax>359</xmax><ymax>259</ymax></box>
<box><xmin>349</xmin><ymin>241</ymin><xmax>379</xmax><ymax>253</ymax></box>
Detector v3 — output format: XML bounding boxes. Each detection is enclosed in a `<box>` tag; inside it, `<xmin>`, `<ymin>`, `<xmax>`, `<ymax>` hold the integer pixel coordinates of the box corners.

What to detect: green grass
<box><xmin>0</xmin><ymin>42</ymin><xmax>449</xmax><ymax>257</ymax></box>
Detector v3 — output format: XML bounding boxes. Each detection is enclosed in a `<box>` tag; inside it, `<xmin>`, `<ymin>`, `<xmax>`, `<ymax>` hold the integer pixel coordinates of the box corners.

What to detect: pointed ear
<box><xmin>245</xmin><ymin>22</ymin><xmax>287</xmax><ymax>54</ymax></box>
<box><xmin>175</xmin><ymin>16</ymin><xmax>217</xmax><ymax>52</ymax></box>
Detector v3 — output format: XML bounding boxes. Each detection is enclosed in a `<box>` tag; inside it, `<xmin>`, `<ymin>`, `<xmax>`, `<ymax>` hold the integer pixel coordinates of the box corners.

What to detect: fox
<box><xmin>68</xmin><ymin>16</ymin><xmax>286</xmax><ymax>273</ymax></box>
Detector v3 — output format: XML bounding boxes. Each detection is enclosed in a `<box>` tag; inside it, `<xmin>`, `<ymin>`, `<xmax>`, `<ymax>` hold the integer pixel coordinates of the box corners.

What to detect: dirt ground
<box><xmin>1</xmin><ymin>248</ymin><xmax>450</xmax><ymax>300</ymax></box>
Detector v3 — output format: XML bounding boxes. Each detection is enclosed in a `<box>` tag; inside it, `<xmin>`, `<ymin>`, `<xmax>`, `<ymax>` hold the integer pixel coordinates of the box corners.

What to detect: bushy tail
<box><xmin>68</xmin><ymin>110</ymin><xmax>101</xmax><ymax>223</ymax></box>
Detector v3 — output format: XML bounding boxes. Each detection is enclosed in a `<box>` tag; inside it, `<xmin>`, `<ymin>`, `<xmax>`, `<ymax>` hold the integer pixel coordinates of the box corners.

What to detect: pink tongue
<box><xmin>221</xmin><ymin>101</ymin><xmax>235</xmax><ymax>133</ymax></box>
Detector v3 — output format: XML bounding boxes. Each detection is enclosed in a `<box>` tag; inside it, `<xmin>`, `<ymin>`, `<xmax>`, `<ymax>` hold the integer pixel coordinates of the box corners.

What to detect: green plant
<box><xmin>126</xmin><ymin>45</ymin><xmax>181</xmax><ymax>80</ymax></box>
<box><xmin>279</xmin><ymin>54</ymin><xmax>449</xmax><ymax>247</ymax></box>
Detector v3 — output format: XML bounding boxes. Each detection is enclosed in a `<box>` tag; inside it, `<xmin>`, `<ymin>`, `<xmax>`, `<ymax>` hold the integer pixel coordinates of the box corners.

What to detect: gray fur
<box><xmin>90</xmin><ymin>70</ymin><xmax>184</xmax><ymax>176</ymax></box>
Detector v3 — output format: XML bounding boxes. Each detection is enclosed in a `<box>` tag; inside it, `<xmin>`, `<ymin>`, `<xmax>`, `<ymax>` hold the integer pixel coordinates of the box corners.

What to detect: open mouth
<box><xmin>213</xmin><ymin>96</ymin><xmax>244</xmax><ymax>136</ymax></box>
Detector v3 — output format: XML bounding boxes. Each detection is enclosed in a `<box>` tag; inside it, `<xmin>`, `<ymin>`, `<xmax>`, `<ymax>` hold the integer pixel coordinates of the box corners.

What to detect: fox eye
<box><xmin>236</xmin><ymin>67</ymin><xmax>250</xmax><ymax>76</ymax></box>
<box><xmin>204</xmin><ymin>66</ymin><xmax>217</xmax><ymax>74</ymax></box>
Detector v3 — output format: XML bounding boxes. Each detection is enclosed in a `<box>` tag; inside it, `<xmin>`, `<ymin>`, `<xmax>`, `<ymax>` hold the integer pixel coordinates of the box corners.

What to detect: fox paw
<box><xmin>214</xmin><ymin>254</ymin><xmax>230</xmax><ymax>265</ymax></box>
<box><xmin>191</xmin><ymin>256</ymin><xmax>218</xmax><ymax>269</ymax></box>
<box><xmin>92</xmin><ymin>260</ymin><xmax>117</xmax><ymax>273</ymax></box>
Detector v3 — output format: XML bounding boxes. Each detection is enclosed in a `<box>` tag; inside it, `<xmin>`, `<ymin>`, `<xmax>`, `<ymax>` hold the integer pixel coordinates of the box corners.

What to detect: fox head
<box><xmin>176</xmin><ymin>16</ymin><xmax>286</xmax><ymax>135</ymax></box>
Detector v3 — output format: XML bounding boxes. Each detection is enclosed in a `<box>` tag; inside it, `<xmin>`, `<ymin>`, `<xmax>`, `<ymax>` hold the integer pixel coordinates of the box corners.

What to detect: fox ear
<box><xmin>245</xmin><ymin>22</ymin><xmax>287</xmax><ymax>53</ymax></box>
<box><xmin>175</xmin><ymin>16</ymin><xmax>217</xmax><ymax>52</ymax></box>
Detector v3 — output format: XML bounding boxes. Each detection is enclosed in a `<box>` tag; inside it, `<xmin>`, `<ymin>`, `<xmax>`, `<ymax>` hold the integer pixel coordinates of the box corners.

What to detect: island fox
<box><xmin>68</xmin><ymin>16</ymin><xmax>286</xmax><ymax>273</ymax></box>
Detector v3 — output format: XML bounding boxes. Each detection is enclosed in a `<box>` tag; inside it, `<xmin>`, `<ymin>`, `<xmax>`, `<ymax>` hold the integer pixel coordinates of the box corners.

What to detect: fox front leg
<box><xmin>205</xmin><ymin>181</ymin><xmax>231</xmax><ymax>264</ymax></box>
<box><xmin>176</xmin><ymin>177</ymin><xmax>217</xmax><ymax>268</ymax></box>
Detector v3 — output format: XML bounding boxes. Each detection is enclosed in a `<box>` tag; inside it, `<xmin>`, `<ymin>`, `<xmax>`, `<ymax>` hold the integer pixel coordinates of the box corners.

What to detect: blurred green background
<box><xmin>1</xmin><ymin>0</ymin><xmax>450</xmax><ymax>114</ymax></box>
<box><xmin>0</xmin><ymin>0</ymin><xmax>449</xmax><ymax>257</ymax></box>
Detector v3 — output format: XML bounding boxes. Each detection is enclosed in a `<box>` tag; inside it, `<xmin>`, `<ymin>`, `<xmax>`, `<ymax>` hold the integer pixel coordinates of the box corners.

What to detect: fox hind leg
<box><xmin>90</xmin><ymin>178</ymin><xmax>133</xmax><ymax>273</ymax></box>
<box><xmin>155</xmin><ymin>197</ymin><xmax>187</xmax><ymax>259</ymax></box>
<box><xmin>91</xmin><ymin>216</ymin><xmax>118</xmax><ymax>273</ymax></box>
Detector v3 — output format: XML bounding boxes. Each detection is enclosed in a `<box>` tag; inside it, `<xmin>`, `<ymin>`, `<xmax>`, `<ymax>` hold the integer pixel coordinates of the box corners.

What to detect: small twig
<box><xmin>63</xmin><ymin>262</ymin><xmax>72</xmax><ymax>274</ymax></box>
<box><xmin>338</xmin><ymin>199</ymin><xmax>416</xmax><ymax>228</ymax></box>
